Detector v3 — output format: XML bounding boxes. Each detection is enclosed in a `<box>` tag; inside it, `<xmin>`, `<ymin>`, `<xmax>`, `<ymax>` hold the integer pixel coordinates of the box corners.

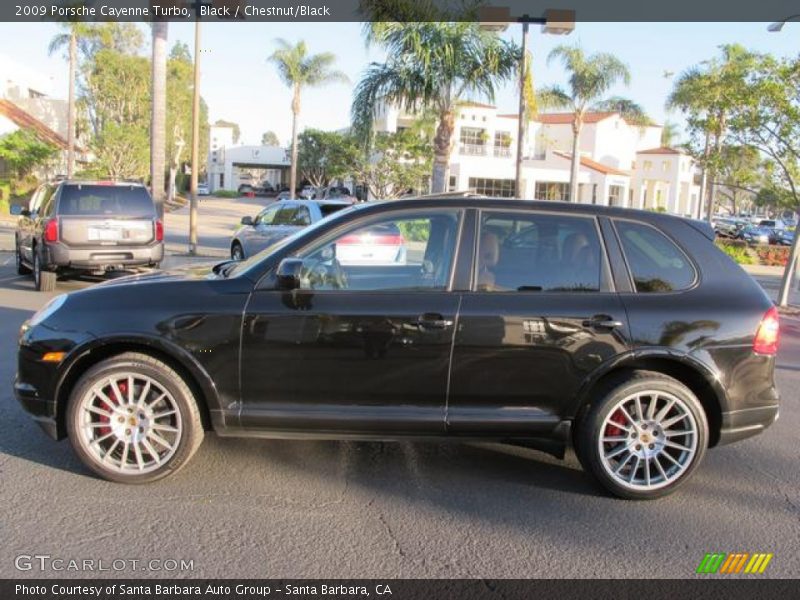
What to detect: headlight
<box><xmin>28</xmin><ymin>294</ymin><xmax>68</xmax><ymax>328</ymax></box>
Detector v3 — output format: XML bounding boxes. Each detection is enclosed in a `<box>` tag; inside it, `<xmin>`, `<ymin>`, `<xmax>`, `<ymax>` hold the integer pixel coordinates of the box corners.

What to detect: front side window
<box><xmin>615</xmin><ymin>220</ymin><xmax>696</xmax><ymax>293</ymax></box>
<box><xmin>290</xmin><ymin>206</ymin><xmax>311</xmax><ymax>226</ymax></box>
<box><xmin>255</xmin><ymin>205</ymin><xmax>280</xmax><ymax>226</ymax></box>
<box><xmin>477</xmin><ymin>211</ymin><xmax>602</xmax><ymax>292</ymax></box>
<box><xmin>272</xmin><ymin>206</ymin><xmax>299</xmax><ymax>225</ymax></box>
<box><xmin>297</xmin><ymin>210</ymin><xmax>460</xmax><ymax>291</ymax></box>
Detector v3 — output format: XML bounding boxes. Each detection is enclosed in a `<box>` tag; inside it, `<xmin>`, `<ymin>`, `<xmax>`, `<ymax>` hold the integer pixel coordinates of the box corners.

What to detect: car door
<box><xmin>243</xmin><ymin>204</ymin><xmax>281</xmax><ymax>256</ymax></box>
<box><xmin>447</xmin><ymin>209</ymin><xmax>631</xmax><ymax>436</ymax></box>
<box><xmin>239</xmin><ymin>207</ymin><xmax>464</xmax><ymax>434</ymax></box>
<box><xmin>17</xmin><ymin>184</ymin><xmax>47</xmax><ymax>264</ymax></box>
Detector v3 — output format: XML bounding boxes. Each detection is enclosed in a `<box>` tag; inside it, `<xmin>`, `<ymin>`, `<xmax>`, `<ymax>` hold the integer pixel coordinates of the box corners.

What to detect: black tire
<box><xmin>575</xmin><ymin>370</ymin><xmax>708</xmax><ymax>500</ymax></box>
<box><xmin>231</xmin><ymin>242</ymin><xmax>244</xmax><ymax>261</ymax></box>
<box><xmin>15</xmin><ymin>239</ymin><xmax>31</xmax><ymax>275</ymax></box>
<box><xmin>33</xmin><ymin>249</ymin><xmax>57</xmax><ymax>292</ymax></box>
<box><xmin>66</xmin><ymin>352</ymin><xmax>204</xmax><ymax>484</ymax></box>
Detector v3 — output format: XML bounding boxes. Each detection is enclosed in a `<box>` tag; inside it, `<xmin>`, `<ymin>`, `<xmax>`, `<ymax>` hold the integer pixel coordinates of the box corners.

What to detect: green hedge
<box><xmin>214</xmin><ymin>190</ymin><xmax>239</xmax><ymax>198</ymax></box>
<box><xmin>715</xmin><ymin>239</ymin><xmax>755</xmax><ymax>265</ymax></box>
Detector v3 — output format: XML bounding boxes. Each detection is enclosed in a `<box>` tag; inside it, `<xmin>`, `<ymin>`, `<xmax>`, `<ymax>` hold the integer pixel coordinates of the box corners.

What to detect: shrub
<box><xmin>715</xmin><ymin>239</ymin><xmax>755</xmax><ymax>265</ymax></box>
<box><xmin>755</xmin><ymin>245</ymin><xmax>790</xmax><ymax>267</ymax></box>
<box><xmin>214</xmin><ymin>190</ymin><xmax>239</xmax><ymax>198</ymax></box>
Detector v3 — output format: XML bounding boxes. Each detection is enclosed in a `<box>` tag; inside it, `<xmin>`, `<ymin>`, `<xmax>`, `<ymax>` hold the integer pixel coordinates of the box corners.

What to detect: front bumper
<box><xmin>14</xmin><ymin>376</ymin><xmax>60</xmax><ymax>440</ymax></box>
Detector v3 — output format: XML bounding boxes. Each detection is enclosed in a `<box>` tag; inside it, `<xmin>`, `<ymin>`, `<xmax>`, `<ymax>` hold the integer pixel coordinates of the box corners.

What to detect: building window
<box><xmin>643</xmin><ymin>160</ymin><xmax>653</xmax><ymax>171</ymax></box>
<box><xmin>493</xmin><ymin>131</ymin><xmax>512</xmax><ymax>157</ymax></box>
<box><xmin>608</xmin><ymin>185</ymin><xmax>624</xmax><ymax>207</ymax></box>
<box><xmin>469</xmin><ymin>177</ymin><xmax>515</xmax><ymax>198</ymax></box>
<box><xmin>662</xmin><ymin>161</ymin><xmax>670</xmax><ymax>172</ymax></box>
<box><xmin>448</xmin><ymin>176</ymin><xmax>456</xmax><ymax>192</ymax></box>
<box><xmin>460</xmin><ymin>127</ymin><xmax>487</xmax><ymax>156</ymax></box>
<box><xmin>534</xmin><ymin>182</ymin><xmax>570</xmax><ymax>201</ymax></box>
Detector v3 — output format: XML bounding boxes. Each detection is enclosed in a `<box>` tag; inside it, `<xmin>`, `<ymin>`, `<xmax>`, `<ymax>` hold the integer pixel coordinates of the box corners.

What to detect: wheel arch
<box><xmin>54</xmin><ymin>336</ymin><xmax>223</xmax><ymax>439</ymax></box>
<box><xmin>573</xmin><ymin>351</ymin><xmax>724</xmax><ymax>447</ymax></box>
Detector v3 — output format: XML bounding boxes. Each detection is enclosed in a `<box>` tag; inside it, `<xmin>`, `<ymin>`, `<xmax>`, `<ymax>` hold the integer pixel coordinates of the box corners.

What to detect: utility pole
<box><xmin>189</xmin><ymin>20</ymin><xmax>201</xmax><ymax>255</ymax></box>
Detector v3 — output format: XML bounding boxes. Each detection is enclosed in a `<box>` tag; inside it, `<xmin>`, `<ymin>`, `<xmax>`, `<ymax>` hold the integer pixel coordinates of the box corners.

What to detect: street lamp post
<box><xmin>480</xmin><ymin>8</ymin><xmax>575</xmax><ymax>199</ymax></box>
<box><xmin>189</xmin><ymin>21</ymin><xmax>201</xmax><ymax>255</ymax></box>
<box><xmin>768</xmin><ymin>17</ymin><xmax>800</xmax><ymax>306</ymax></box>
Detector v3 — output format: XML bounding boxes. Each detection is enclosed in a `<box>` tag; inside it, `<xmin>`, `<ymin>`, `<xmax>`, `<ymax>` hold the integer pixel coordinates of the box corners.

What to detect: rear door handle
<box><xmin>583</xmin><ymin>316</ymin><xmax>623</xmax><ymax>329</ymax></box>
<box><xmin>415</xmin><ymin>313</ymin><xmax>454</xmax><ymax>329</ymax></box>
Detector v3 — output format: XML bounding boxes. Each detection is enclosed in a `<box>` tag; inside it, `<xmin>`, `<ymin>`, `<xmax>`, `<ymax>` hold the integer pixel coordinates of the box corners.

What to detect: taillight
<box><xmin>44</xmin><ymin>219</ymin><xmax>58</xmax><ymax>242</ymax></box>
<box><xmin>155</xmin><ymin>219</ymin><xmax>164</xmax><ymax>241</ymax></box>
<box><xmin>753</xmin><ymin>306</ymin><xmax>780</xmax><ymax>355</ymax></box>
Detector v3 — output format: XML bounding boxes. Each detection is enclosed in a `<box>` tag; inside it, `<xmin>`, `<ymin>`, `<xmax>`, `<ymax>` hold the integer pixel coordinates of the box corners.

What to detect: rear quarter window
<box><xmin>615</xmin><ymin>220</ymin><xmax>696</xmax><ymax>293</ymax></box>
<box><xmin>57</xmin><ymin>185</ymin><xmax>156</xmax><ymax>217</ymax></box>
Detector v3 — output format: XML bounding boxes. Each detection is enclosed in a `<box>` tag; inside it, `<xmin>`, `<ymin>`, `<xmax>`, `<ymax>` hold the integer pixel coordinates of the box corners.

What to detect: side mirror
<box><xmin>241</xmin><ymin>216</ymin><xmax>254</xmax><ymax>226</ymax></box>
<box><xmin>276</xmin><ymin>257</ymin><xmax>304</xmax><ymax>290</ymax></box>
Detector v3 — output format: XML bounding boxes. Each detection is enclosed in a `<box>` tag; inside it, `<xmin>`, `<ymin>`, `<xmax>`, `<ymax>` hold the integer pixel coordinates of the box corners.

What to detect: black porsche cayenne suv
<box><xmin>15</xmin><ymin>198</ymin><xmax>780</xmax><ymax>499</ymax></box>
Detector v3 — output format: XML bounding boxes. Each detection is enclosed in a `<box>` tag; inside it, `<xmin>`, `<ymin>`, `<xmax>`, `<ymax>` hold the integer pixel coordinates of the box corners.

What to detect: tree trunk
<box><xmin>431</xmin><ymin>110</ymin><xmax>454</xmax><ymax>194</ymax></box>
<box><xmin>289</xmin><ymin>84</ymin><xmax>300</xmax><ymax>198</ymax></box>
<box><xmin>569</xmin><ymin>117</ymin><xmax>582</xmax><ymax>202</ymax></box>
<box><xmin>66</xmin><ymin>32</ymin><xmax>76</xmax><ymax>179</ymax></box>
<box><xmin>150</xmin><ymin>22</ymin><xmax>168</xmax><ymax>219</ymax></box>
<box><xmin>189</xmin><ymin>20</ymin><xmax>201</xmax><ymax>256</ymax></box>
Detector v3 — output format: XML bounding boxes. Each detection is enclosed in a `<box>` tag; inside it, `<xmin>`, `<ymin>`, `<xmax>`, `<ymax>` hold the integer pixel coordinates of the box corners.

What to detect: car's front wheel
<box><xmin>66</xmin><ymin>352</ymin><xmax>204</xmax><ymax>484</ymax></box>
<box><xmin>231</xmin><ymin>242</ymin><xmax>244</xmax><ymax>261</ymax></box>
<box><xmin>575</xmin><ymin>370</ymin><xmax>708</xmax><ymax>500</ymax></box>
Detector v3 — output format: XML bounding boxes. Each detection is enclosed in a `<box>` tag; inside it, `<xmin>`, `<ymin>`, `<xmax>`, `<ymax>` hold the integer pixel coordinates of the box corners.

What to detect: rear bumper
<box><xmin>14</xmin><ymin>377</ymin><xmax>60</xmax><ymax>440</ymax></box>
<box><xmin>718</xmin><ymin>404</ymin><xmax>780</xmax><ymax>446</ymax></box>
<box><xmin>44</xmin><ymin>241</ymin><xmax>164</xmax><ymax>270</ymax></box>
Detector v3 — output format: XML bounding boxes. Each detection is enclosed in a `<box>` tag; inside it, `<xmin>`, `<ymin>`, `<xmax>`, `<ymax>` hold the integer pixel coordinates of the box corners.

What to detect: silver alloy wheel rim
<box><xmin>232</xmin><ymin>246</ymin><xmax>243</xmax><ymax>260</ymax></box>
<box><xmin>77</xmin><ymin>372</ymin><xmax>182</xmax><ymax>474</ymax></box>
<box><xmin>597</xmin><ymin>390</ymin><xmax>698</xmax><ymax>491</ymax></box>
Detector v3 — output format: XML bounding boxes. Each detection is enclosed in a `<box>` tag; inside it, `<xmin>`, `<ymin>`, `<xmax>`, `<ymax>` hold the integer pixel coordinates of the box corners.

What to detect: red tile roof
<box><xmin>637</xmin><ymin>146</ymin><xmax>684</xmax><ymax>155</ymax></box>
<box><xmin>499</xmin><ymin>111</ymin><xmax>617</xmax><ymax>124</ymax></box>
<box><xmin>553</xmin><ymin>151</ymin><xmax>630</xmax><ymax>177</ymax></box>
<box><xmin>458</xmin><ymin>100</ymin><xmax>497</xmax><ymax>110</ymax></box>
<box><xmin>0</xmin><ymin>99</ymin><xmax>83</xmax><ymax>152</ymax></box>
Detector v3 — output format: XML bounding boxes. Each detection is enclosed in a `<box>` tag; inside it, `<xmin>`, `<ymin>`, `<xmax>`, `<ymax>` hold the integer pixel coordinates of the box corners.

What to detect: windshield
<box><xmin>225</xmin><ymin>203</ymin><xmax>363</xmax><ymax>279</ymax></box>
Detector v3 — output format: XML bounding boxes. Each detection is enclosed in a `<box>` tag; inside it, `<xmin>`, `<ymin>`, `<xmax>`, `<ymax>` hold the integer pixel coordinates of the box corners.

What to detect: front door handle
<box><xmin>415</xmin><ymin>313</ymin><xmax>454</xmax><ymax>329</ymax></box>
<box><xmin>583</xmin><ymin>316</ymin><xmax>623</xmax><ymax>329</ymax></box>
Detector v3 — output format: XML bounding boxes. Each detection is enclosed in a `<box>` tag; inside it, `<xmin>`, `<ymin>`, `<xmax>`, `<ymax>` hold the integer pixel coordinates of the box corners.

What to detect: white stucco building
<box><xmin>207</xmin><ymin>123</ymin><xmax>290</xmax><ymax>192</ymax></box>
<box><xmin>376</xmin><ymin>101</ymin><xmax>701</xmax><ymax>216</ymax></box>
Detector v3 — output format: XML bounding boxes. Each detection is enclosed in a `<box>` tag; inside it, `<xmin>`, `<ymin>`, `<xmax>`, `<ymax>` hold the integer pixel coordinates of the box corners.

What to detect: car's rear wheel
<box><xmin>231</xmin><ymin>242</ymin><xmax>244</xmax><ymax>261</ymax></box>
<box><xmin>33</xmin><ymin>250</ymin><xmax>57</xmax><ymax>292</ymax></box>
<box><xmin>15</xmin><ymin>239</ymin><xmax>31</xmax><ymax>275</ymax></box>
<box><xmin>575</xmin><ymin>371</ymin><xmax>708</xmax><ymax>500</ymax></box>
<box><xmin>66</xmin><ymin>352</ymin><xmax>204</xmax><ymax>484</ymax></box>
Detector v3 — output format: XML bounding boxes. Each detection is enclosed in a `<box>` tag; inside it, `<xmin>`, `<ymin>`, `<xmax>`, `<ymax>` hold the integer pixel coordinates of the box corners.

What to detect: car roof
<box><xmin>353</xmin><ymin>197</ymin><xmax>716</xmax><ymax>240</ymax></box>
<box><xmin>58</xmin><ymin>179</ymin><xmax>146</xmax><ymax>187</ymax></box>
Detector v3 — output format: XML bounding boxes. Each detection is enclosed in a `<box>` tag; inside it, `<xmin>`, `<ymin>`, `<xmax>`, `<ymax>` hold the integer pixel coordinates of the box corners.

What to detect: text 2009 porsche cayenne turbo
<box><xmin>15</xmin><ymin>198</ymin><xmax>780</xmax><ymax>499</ymax></box>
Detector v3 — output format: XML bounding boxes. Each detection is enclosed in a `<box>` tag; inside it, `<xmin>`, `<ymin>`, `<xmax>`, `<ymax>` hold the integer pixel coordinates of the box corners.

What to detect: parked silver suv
<box><xmin>12</xmin><ymin>180</ymin><xmax>164</xmax><ymax>291</ymax></box>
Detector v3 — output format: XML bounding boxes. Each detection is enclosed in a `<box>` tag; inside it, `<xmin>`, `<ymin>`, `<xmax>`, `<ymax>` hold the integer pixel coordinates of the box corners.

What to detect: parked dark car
<box><xmin>736</xmin><ymin>225</ymin><xmax>772</xmax><ymax>245</ymax></box>
<box><xmin>15</xmin><ymin>199</ymin><xmax>780</xmax><ymax>498</ymax></box>
<box><xmin>229</xmin><ymin>199</ymin><xmax>350</xmax><ymax>260</ymax></box>
<box><xmin>773</xmin><ymin>228</ymin><xmax>794</xmax><ymax>246</ymax></box>
<box><xmin>12</xmin><ymin>180</ymin><xmax>163</xmax><ymax>291</ymax></box>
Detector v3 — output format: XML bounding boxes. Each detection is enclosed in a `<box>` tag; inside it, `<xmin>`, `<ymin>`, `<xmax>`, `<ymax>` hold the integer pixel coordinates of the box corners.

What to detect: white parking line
<box><xmin>2</xmin><ymin>256</ymin><xmax>12</xmax><ymax>266</ymax></box>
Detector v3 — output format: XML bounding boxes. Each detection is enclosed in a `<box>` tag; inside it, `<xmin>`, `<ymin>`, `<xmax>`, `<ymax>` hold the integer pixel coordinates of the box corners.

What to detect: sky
<box><xmin>1</xmin><ymin>21</ymin><xmax>798</xmax><ymax>146</ymax></box>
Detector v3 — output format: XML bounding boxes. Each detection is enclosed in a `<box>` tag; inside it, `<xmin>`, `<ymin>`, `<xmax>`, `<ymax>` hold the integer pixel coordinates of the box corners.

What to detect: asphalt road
<box><xmin>0</xmin><ymin>252</ymin><xmax>799</xmax><ymax>580</ymax></box>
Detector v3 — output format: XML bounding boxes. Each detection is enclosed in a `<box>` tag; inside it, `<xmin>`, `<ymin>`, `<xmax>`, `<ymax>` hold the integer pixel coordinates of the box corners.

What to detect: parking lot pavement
<box><xmin>0</xmin><ymin>251</ymin><xmax>798</xmax><ymax>579</ymax></box>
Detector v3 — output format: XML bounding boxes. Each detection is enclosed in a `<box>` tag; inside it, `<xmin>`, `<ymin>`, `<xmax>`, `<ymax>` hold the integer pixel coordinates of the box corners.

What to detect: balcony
<box><xmin>460</xmin><ymin>143</ymin><xmax>487</xmax><ymax>156</ymax></box>
<box><xmin>493</xmin><ymin>146</ymin><xmax>512</xmax><ymax>158</ymax></box>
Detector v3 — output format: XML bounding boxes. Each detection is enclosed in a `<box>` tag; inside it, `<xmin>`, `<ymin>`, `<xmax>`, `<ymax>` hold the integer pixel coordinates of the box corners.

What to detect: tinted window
<box><xmin>298</xmin><ymin>210</ymin><xmax>460</xmax><ymax>291</ymax></box>
<box><xmin>255</xmin><ymin>205</ymin><xmax>280</xmax><ymax>226</ymax></box>
<box><xmin>477</xmin><ymin>212</ymin><xmax>601</xmax><ymax>292</ymax></box>
<box><xmin>291</xmin><ymin>206</ymin><xmax>311</xmax><ymax>226</ymax></box>
<box><xmin>320</xmin><ymin>204</ymin><xmax>348</xmax><ymax>218</ymax></box>
<box><xmin>272</xmin><ymin>206</ymin><xmax>298</xmax><ymax>225</ymax></box>
<box><xmin>57</xmin><ymin>185</ymin><xmax>155</xmax><ymax>217</ymax></box>
<box><xmin>616</xmin><ymin>220</ymin><xmax>695</xmax><ymax>292</ymax></box>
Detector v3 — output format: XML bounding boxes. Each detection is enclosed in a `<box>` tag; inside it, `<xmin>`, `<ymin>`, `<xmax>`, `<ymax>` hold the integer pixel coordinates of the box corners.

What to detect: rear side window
<box><xmin>477</xmin><ymin>211</ymin><xmax>602</xmax><ymax>292</ymax></box>
<box><xmin>57</xmin><ymin>185</ymin><xmax>155</xmax><ymax>217</ymax></box>
<box><xmin>616</xmin><ymin>220</ymin><xmax>696</xmax><ymax>293</ymax></box>
<box><xmin>320</xmin><ymin>204</ymin><xmax>348</xmax><ymax>218</ymax></box>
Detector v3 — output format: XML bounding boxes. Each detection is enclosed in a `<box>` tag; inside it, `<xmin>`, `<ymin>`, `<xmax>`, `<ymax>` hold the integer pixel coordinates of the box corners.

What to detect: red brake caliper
<box><xmin>605</xmin><ymin>409</ymin><xmax>626</xmax><ymax>438</ymax></box>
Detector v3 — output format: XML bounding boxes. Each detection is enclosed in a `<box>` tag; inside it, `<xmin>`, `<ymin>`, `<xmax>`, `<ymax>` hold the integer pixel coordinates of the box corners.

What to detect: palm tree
<box><xmin>351</xmin><ymin>23</ymin><xmax>519</xmax><ymax>194</ymax></box>
<box><xmin>660</xmin><ymin>121</ymin><xmax>680</xmax><ymax>147</ymax></box>
<box><xmin>592</xmin><ymin>97</ymin><xmax>651</xmax><ymax>126</ymax></box>
<box><xmin>151</xmin><ymin>22</ymin><xmax>168</xmax><ymax>218</ymax></box>
<box><xmin>538</xmin><ymin>45</ymin><xmax>631</xmax><ymax>202</ymax></box>
<box><xmin>269</xmin><ymin>39</ymin><xmax>347</xmax><ymax>197</ymax></box>
<box><xmin>48</xmin><ymin>23</ymin><xmax>89</xmax><ymax>178</ymax></box>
